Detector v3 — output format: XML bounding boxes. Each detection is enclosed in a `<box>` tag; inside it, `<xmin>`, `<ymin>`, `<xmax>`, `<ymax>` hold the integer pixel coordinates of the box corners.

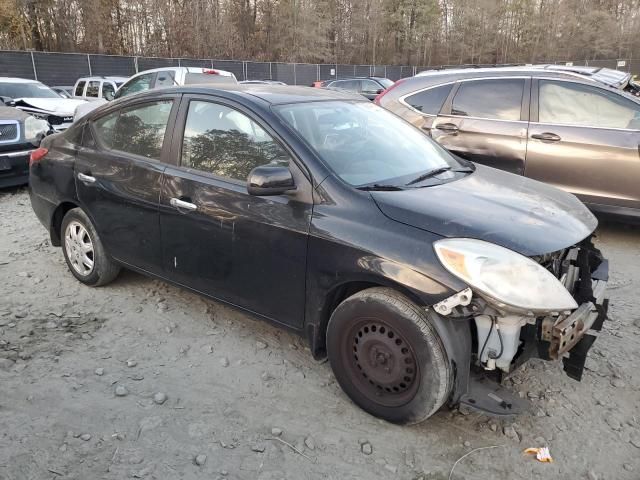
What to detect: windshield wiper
<box><xmin>405</xmin><ymin>166</ymin><xmax>452</xmax><ymax>185</ymax></box>
<box><xmin>356</xmin><ymin>184</ymin><xmax>405</xmax><ymax>191</ymax></box>
<box><xmin>405</xmin><ymin>166</ymin><xmax>474</xmax><ymax>186</ymax></box>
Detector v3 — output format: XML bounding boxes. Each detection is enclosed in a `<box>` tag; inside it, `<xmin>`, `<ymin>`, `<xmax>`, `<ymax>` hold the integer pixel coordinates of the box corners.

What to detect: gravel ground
<box><xmin>1</xmin><ymin>186</ymin><xmax>639</xmax><ymax>480</ymax></box>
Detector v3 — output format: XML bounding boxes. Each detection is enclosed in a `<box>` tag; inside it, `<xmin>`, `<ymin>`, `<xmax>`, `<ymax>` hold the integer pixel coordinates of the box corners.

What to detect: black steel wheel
<box><xmin>327</xmin><ymin>287</ymin><xmax>452</xmax><ymax>424</ymax></box>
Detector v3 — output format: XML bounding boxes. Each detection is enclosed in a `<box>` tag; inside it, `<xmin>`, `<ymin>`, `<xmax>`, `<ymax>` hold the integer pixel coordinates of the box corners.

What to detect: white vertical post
<box><xmin>87</xmin><ymin>54</ymin><xmax>92</xmax><ymax>75</ymax></box>
<box><xmin>30</xmin><ymin>51</ymin><xmax>37</xmax><ymax>80</ymax></box>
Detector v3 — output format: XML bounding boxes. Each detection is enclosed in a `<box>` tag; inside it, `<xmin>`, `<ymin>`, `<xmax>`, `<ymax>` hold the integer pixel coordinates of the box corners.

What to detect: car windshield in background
<box><xmin>378</xmin><ymin>78</ymin><xmax>394</xmax><ymax>89</ymax></box>
<box><xmin>0</xmin><ymin>82</ymin><xmax>61</xmax><ymax>99</ymax></box>
<box><xmin>275</xmin><ymin>101</ymin><xmax>466</xmax><ymax>187</ymax></box>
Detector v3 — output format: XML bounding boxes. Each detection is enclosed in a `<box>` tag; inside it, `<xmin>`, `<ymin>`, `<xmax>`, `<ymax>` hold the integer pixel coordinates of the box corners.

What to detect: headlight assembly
<box><xmin>434</xmin><ymin>238</ymin><xmax>578</xmax><ymax>313</ymax></box>
<box><xmin>24</xmin><ymin>115</ymin><xmax>49</xmax><ymax>141</ymax></box>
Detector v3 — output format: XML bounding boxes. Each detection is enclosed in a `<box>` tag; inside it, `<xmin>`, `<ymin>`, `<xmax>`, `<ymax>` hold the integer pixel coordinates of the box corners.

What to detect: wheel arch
<box><xmin>305</xmin><ymin>273</ymin><xmax>437</xmax><ymax>361</ymax></box>
<box><xmin>305</xmin><ymin>273</ymin><xmax>472</xmax><ymax>407</ymax></box>
<box><xmin>50</xmin><ymin>200</ymin><xmax>81</xmax><ymax>246</ymax></box>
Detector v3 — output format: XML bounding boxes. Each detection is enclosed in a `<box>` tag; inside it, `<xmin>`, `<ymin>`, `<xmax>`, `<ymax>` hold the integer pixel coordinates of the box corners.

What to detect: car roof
<box><xmin>412</xmin><ymin>65</ymin><xmax>634</xmax><ymax>90</ymax></box>
<box><xmin>331</xmin><ymin>77</ymin><xmax>388</xmax><ymax>81</ymax></box>
<box><xmin>123</xmin><ymin>84</ymin><xmax>365</xmax><ymax>105</ymax></box>
<box><xmin>0</xmin><ymin>77</ymin><xmax>39</xmax><ymax>84</ymax></box>
<box><xmin>76</xmin><ymin>76</ymin><xmax>129</xmax><ymax>82</ymax></box>
<box><xmin>409</xmin><ymin>66</ymin><xmax>601</xmax><ymax>86</ymax></box>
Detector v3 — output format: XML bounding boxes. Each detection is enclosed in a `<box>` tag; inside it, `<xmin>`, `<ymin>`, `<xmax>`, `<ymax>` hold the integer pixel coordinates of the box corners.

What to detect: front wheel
<box><xmin>326</xmin><ymin>287</ymin><xmax>452</xmax><ymax>424</ymax></box>
<box><xmin>61</xmin><ymin>208</ymin><xmax>120</xmax><ymax>286</ymax></box>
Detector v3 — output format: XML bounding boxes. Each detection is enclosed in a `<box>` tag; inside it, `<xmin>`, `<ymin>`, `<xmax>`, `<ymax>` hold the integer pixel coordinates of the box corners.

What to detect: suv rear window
<box><xmin>451</xmin><ymin>79</ymin><xmax>524</xmax><ymax>121</ymax></box>
<box><xmin>184</xmin><ymin>73</ymin><xmax>236</xmax><ymax>85</ymax></box>
<box><xmin>404</xmin><ymin>84</ymin><xmax>453</xmax><ymax>115</ymax></box>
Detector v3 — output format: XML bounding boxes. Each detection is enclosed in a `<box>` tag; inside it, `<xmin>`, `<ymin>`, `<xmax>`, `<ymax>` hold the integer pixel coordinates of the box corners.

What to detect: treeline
<box><xmin>0</xmin><ymin>0</ymin><xmax>638</xmax><ymax>66</ymax></box>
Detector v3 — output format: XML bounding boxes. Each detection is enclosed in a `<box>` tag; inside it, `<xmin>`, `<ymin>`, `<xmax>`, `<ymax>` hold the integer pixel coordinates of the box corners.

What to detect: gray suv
<box><xmin>377</xmin><ymin>67</ymin><xmax>640</xmax><ymax>219</ymax></box>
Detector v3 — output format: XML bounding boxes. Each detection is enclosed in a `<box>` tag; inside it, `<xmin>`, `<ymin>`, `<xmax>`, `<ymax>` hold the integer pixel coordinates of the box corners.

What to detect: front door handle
<box><xmin>170</xmin><ymin>197</ymin><xmax>198</xmax><ymax>212</ymax></box>
<box><xmin>435</xmin><ymin>122</ymin><xmax>459</xmax><ymax>133</ymax></box>
<box><xmin>77</xmin><ymin>172</ymin><xmax>96</xmax><ymax>184</ymax></box>
<box><xmin>531</xmin><ymin>132</ymin><xmax>561</xmax><ymax>142</ymax></box>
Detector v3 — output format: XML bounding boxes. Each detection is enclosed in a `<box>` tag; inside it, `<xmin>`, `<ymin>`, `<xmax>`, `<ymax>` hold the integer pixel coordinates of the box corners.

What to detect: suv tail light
<box><xmin>30</xmin><ymin>147</ymin><xmax>48</xmax><ymax>166</ymax></box>
<box><xmin>203</xmin><ymin>69</ymin><xmax>220</xmax><ymax>75</ymax></box>
<box><xmin>374</xmin><ymin>78</ymin><xmax>407</xmax><ymax>105</ymax></box>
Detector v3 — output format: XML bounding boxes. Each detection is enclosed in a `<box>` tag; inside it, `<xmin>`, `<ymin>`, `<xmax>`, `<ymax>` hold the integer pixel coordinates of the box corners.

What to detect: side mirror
<box><xmin>0</xmin><ymin>96</ymin><xmax>15</xmax><ymax>106</ymax></box>
<box><xmin>376</xmin><ymin>88</ymin><xmax>384</xmax><ymax>94</ymax></box>
<box><xmin>247</xmin><ymin>165</ymin><xmax>295</xmax><ymax>196</ymax></box>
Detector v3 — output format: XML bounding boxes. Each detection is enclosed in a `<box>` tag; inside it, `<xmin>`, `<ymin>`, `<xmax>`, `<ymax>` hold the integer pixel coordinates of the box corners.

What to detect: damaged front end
<box><xmin>433</xmin><ymin>236</ymin><xmax>608</xmax><ymax>416</ymax></box>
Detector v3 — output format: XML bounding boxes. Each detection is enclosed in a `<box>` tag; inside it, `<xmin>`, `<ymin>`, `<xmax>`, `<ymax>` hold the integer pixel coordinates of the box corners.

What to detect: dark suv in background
<box><xmin>377</xmin><ymin>66</ymin><xmax>640</xmax><ymax>219</ymax></box>
<box><xmin>314</xmin><ymin>77</ymin><xmax>394</xmax><ymax>100</ymax></box>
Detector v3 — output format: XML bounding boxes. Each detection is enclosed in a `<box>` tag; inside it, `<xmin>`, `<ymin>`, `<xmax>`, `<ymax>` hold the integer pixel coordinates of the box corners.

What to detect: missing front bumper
<box><xmin>545</xmin><ymin>240</ymin><xmax>609</xmax><ymax>380</ymax></box>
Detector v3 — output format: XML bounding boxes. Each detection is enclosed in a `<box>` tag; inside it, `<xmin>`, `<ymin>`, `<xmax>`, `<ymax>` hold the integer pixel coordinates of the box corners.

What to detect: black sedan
<box><xmin>29</xmin><ymin>85</ymin><xmax>608</xmax><ymax>424</ymax></box>
<box><xmin>0</xmin><ymin>106</ymin><xmax>49</xmax><ymax>188</ymax></box>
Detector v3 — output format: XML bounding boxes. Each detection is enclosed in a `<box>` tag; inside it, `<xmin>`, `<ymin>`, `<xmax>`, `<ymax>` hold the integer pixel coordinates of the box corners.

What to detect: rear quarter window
<box><xmin>404</xmin><ymin>84</ymin><xmax>453</xmax><ymax>115</ymax></box>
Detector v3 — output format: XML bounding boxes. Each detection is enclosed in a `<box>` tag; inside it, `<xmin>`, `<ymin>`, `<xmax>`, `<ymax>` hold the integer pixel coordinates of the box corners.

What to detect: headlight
<box><xmin>24</xmin><ymin>115</ymin><xmax>49</xmax><ymax>141</ymax></box>
<box><xmin>434</xmin><ymin>238</ymin><xmax>578</xmax><ymax>313</ymax></box>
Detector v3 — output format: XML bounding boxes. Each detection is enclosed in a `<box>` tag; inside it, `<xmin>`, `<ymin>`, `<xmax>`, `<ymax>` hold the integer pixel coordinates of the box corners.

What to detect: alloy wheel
<box><xmin>64</xmin><ymin>220</ymin><xmax>95</xmax><ymax>276</ymax></box>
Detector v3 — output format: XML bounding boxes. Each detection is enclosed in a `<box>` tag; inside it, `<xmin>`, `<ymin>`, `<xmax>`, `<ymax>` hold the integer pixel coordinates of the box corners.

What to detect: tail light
<box><xmin>30</xmin><ymin>147</ymin><xmax>48</xmax><ymax>166</ymax></box>
<box><xmin>203</xmin><ymin>69</ymin><xmax>220</xmax><ymax>75</ymax></box>
<box><xmin>374</xmin><ymin>78</ymin><xmax>407</xmax><ymax>105</ymax></box>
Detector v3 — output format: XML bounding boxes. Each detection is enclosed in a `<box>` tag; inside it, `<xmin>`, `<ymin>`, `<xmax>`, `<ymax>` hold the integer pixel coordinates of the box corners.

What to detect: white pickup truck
<box><xmin>74</xmin><ymin>66</ymin><xmax>237</xmax><ymax>119</ymax></box>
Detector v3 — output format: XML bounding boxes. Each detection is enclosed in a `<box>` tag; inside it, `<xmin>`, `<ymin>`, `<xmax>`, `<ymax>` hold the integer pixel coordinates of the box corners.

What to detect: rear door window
<box><xmin>404</xmin><ymin>83</ymin><xmax>453</xmax><ymax>115</ymax></box>
<box><xmin>538</xmin><ymin>80</ymin><xmax>640</xmax><ymax>130</ymax></box>
<box><xmin>86</xmin><ymin>81</ymin><xmax>100</xmax><ymax>98</ymax></box>
<box><xmin>361</xmin><ymin>79</ymin><xmax>382</xmax><ymax>94</ymax></box>
<box><xmin>74</xmin><ymin>81</ymin><xmax>86</xmax><ymax>97</ymax></box>
<box><xmin>336</xmin><ymin>80</ymin><xmax>360</xmax><ymax>92</ymax></box>
<box><xmin>451</xmin><ymin>78</ymin><xmax>525</xmax><ymax>121</ymax></box>
<box><xmin>93</xmin><ymin>100</ymin><xmax>173</xmax><ymax>159</ymax></box>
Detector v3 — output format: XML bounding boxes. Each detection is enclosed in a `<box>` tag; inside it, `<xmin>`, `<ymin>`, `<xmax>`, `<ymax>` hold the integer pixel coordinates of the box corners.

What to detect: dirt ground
<box><xmin>1</xmin><ymin>186</ymin><xmax>639</xmax><ymax>480</ymax></box>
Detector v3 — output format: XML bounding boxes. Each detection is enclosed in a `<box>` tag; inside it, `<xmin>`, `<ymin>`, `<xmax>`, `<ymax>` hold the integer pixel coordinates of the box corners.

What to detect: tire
<box><xmin>61</xmin><ymin>208</ymin><xmax>120</xmax><ymax>287</ymax></box>
<box><xmin>326</xmin><ymin>287</ymin><xmax>452</xmax><ymax>424</ymax></box>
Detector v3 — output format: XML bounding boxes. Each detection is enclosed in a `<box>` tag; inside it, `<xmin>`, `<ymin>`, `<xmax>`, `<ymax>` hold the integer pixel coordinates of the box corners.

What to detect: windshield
<box><xmin>0</xmin><ymin>82</ymin><xmax>61</xmax><ymax>99</ymax></box>
<box><xmin>378</xmin><ymin>78</ymin><xmax>394</xmax><ymax>88</ymax></box>
<box><xmin>275</xmin><ymin>101</ymin><xmax>465</xmax><ymax>186</ymax></box>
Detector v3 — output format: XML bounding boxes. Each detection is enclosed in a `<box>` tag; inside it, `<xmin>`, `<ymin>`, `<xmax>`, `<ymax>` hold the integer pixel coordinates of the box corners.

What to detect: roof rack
<box><xmin>433</xmin><ymin>63</ymin><xmax>527</xmax><ymax>70</ymax></box>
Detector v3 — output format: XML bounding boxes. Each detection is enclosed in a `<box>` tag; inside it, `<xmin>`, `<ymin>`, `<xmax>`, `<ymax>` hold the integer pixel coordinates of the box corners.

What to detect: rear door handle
<box><xmin>435</xmin><ymin>122</ymin><xmax>459</xmax><ymax>133</ymax></box>
<box><xmin>170</xmin><ymin>197</ymin><xmax>198</xmax><ymax>212</ymax></box>
<box><xmin>77</xmin><ymin>172</ymin><xmax>96</xmax><ymax>184</ymax></box>
<box><xmin>531</xmin><ymin>132</ymin><xmax>561</xmax><ymax>142</ymax></box>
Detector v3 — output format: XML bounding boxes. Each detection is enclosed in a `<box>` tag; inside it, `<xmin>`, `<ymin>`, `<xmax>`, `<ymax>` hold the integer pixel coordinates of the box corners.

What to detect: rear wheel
<box><xmin>61</xmin><ymin>208</ymin><xmax>120</xmax><ymax>286</ymax></box>
<box><xmin>326</xmin><ymin>287</ymin><xmax>452</xmax><ymax>424</ymax></box>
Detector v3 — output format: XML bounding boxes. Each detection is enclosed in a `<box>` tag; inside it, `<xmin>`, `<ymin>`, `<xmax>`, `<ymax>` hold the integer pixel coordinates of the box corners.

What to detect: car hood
<box><xmin>0</xmin><ymin>106</ymin><xmax>30</xmax><ymax>122</ymax></box>
<box><xmin>371</xmin><ymin>164</ymin><xmax>597</xmax><ymax>256</ymax></box>
<box><xmin>14</xmin><ymin>97</ymin><xmax>86</xmax><ymax>116</ymax></box>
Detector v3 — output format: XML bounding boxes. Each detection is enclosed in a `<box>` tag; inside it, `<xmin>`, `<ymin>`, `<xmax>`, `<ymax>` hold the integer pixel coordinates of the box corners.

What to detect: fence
<box><xmin>0</xmin><ymin>50</ymin><xmax>419</xmax><ymax>86</ymax></box>
<box><xmin>0</xmin><ymin>50</ymin><xmax>636</xmax><ymax>87</ymax></box>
